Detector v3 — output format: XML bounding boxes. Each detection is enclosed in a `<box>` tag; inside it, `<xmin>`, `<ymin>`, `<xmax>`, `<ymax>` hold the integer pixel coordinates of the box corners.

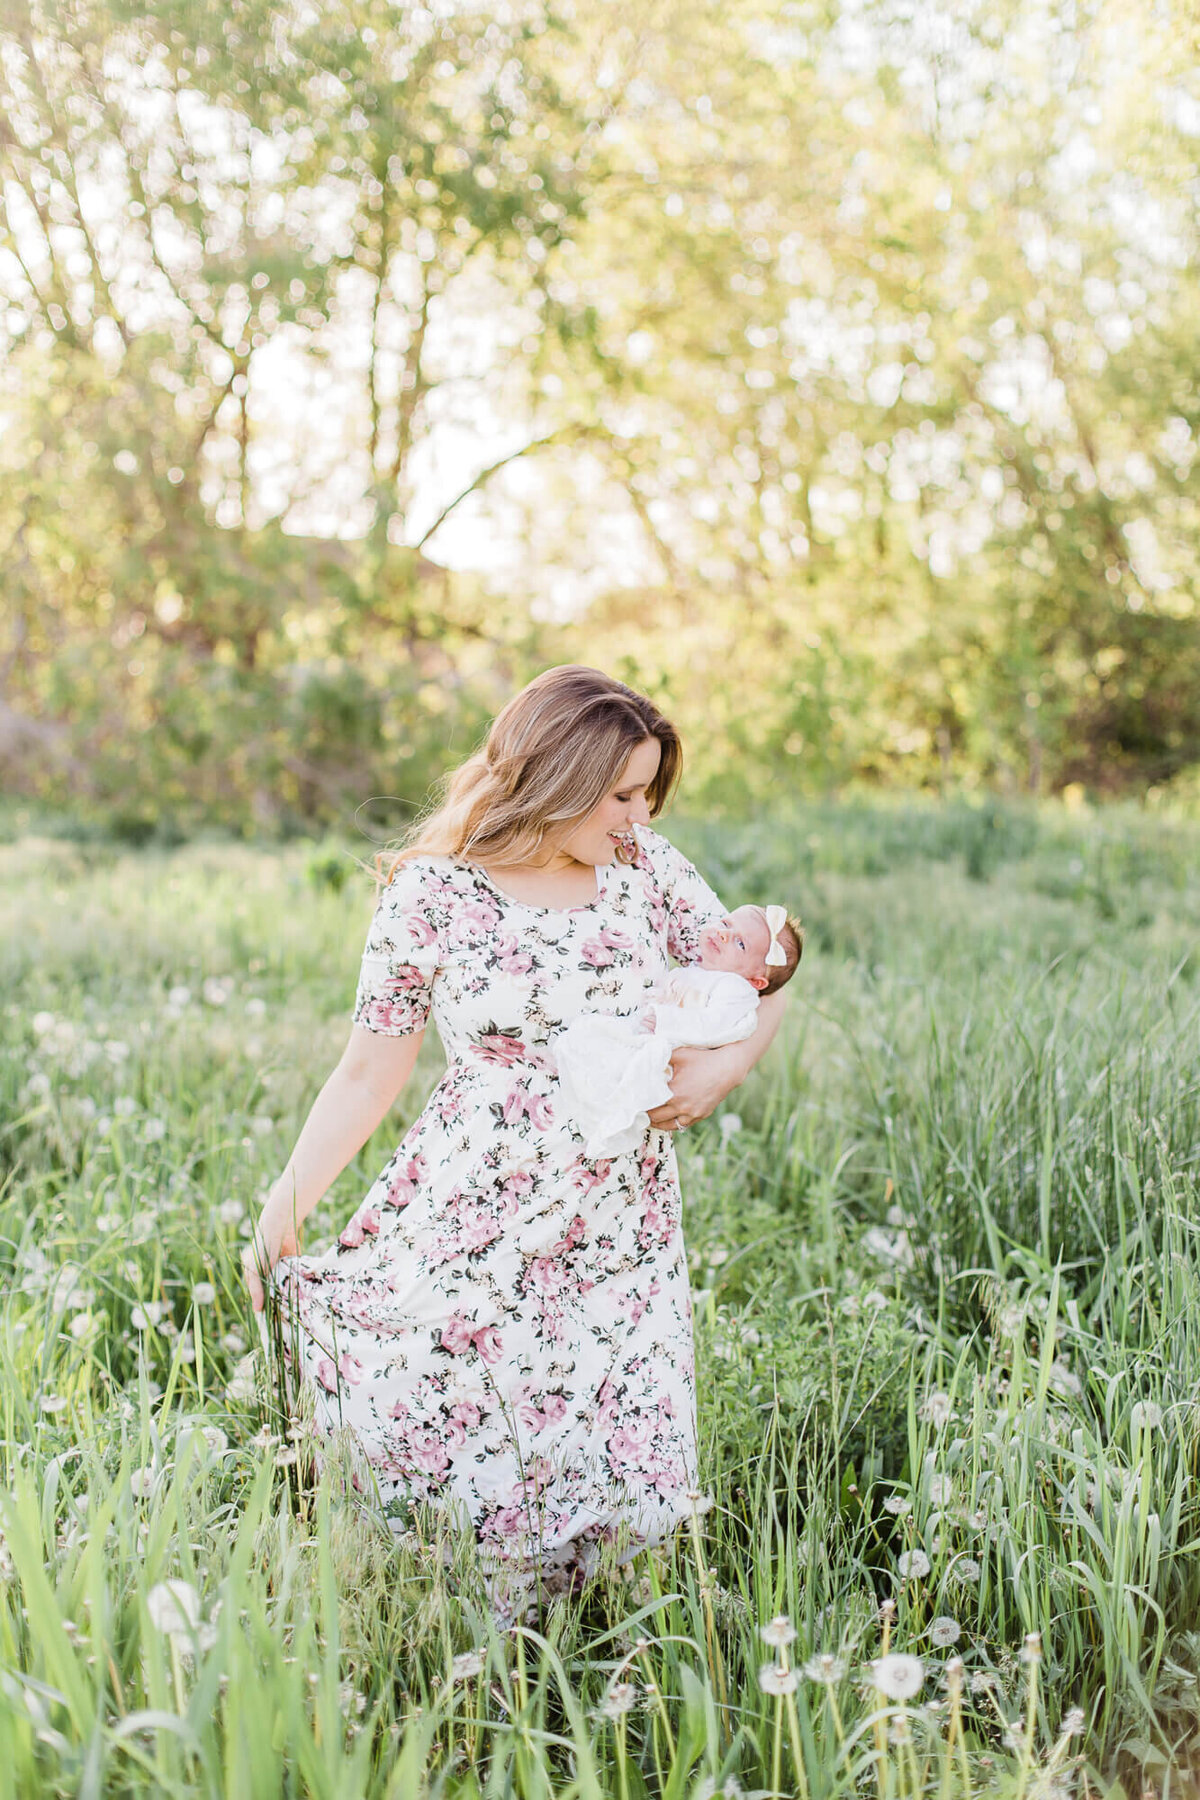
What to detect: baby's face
<box><xmin>697</xmin><ymin>906</ymin><xmax>773</xmax><ymax>989</ymax></box>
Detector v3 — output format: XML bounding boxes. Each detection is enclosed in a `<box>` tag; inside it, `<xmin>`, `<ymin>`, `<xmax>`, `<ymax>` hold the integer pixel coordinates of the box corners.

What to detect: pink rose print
<box><xmin>283</xmin><ymin>829</ymin><xmax>727</xmax><ymax>1569</ymax></box>
<box><xmin>476</xmin><ymin>1031</ymin><xmax>528</xmax><ymax>1067</ymax></box>
<box><xmin>440</xmin><ymin>1314</ymin><xmax>475</xmax><ymax>1354</ymax></box>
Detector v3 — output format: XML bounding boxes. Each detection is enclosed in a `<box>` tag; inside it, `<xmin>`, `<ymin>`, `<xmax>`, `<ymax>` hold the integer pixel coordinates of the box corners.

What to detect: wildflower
<box><xmin>146</xmin><ymin>1579</ymin><xmax>202</xmax><ymax>1637</ymax></box>
<box><xmin>113</xmin><ymin>1095</ymin><xmax>137</xmax><ymax>1119</ymax></box>
<box><xmin>225</xmin><ymin>1353</ymin><xmax>257</xmax><ymax>1402</ymax></box>
<box><xmin>39</xmin><ymin>1394</ymin><xmax>67</xmax><ymax>1413</ymax></box>
<box><xmin>864</xmin><ymin>1290</ymin><xmax>888</xmax><ymax>1309</ymax></box>
<box><xmin>759</xmin><ymin>1615</ymin><xmax>797</xmax><ymax>1649</ymax></box>
<box><xmin>802</xmin><ymin>1653</ymin><xmax>846</xmax><ymax>1683</ymax></box>
<box><xmin>202</xmin><ymin>977</ymin><xmax>232</xmax><ymax>1006</ymax></box>
<box><xmin>167</xmin><ymin>986</ymin><xmax>192</xmax><ymax>1008</ymax></box>
<box><xmin>1061</xmin><ymin>1707</ymin><xmax>1085</xmax><ymax>1738</ymax></box>
<box><xmin>685</xmin><ymin>1490</ymin><xmax>715</xmax><ymax>1515</ymax></box>
<box><xmin>103</xmin><ymin>1039</ymin><xmax>131</xmax><ymax>1063</ymax></box>
<box><xmin>191</xmin><ymin>1282</ymin><xmax>216</xmax><ymax>1306</ymax></box>
<box><xmin>898</xmin><ymin>1549</ymin><xmax>931</xmax><ymax>1580</ymax></box>
<box><xmin>883</xmin><ymin>1495</ymin><xmax>911</xmax><ymax>1516</ymax></box>
<box><xmin>130</xmin><ymin>1302</ymin><xmax>163</xmax><ymax>1332</ymax></box>
<box><xmin>998</xmin><ymin>1303</ymin><xmax>1026</xmax><ymax>1337</ymax></box>
<box><xmin>1020</xmin><ymin>1631</ymin><xmax>1042</xmax><ymax>1663</ymax></box>
<box><xmin>130</xmin><ymin>1464</ymin><xmax>158</xmax><ymax>1498</ymax></box>
<box><xmin>929</xmin><ymin>1617</ymin><xmax>961</xmax><ymax>1648</ymax></box>
<box><xmin>245</xmin><ymin>997</ymin><xmax>267</xmax><ymax>1019</ymax></box>
<box><xmin>872</xmin><ymin>1654</ymin><xmax>925</xmax><ymax>1701</ymax></box>
<box><xmin>1130</xmin><ymin>1401</ymin><xmax>1163</xmax><ymax>1433</ymax></box>
<box><xmin>758</xmin><ymin>1664</ymin><xmax>799</xmax><ymax>1696</ymax></box>
<box><xmin>952</xmin><ymin>1558</ymin><xmax>981</xmax><ymax>1584</ymax></box>
<box><xmin>969</xmin><ymin>1670</ymin><xmax>996</xmax><ymax>1695</ymax></box>
<box><xmin>1048</xmin><ymin>1360</ymin><xmax>1081</xmax><ymax>1397</ymax></box>
<box><xmin>718</xmin><ymin>1112</ymin><xmax>742</xmax><ymax>1142</ymax></box>
<box><xmin>450</xmin><ymin>1650</ymin><xmax>485</xmax><ymax>1682</ymax></box>
<box><xmin>32</xmin><ymin>1011</ymin><xmax>56</xmax><ymax>1036</ymax></box>
<box><xmin>943</xmin><ymin>1657</ymin><xmax>965</xmax><ymax>1691</ymax></box>
<box><xmin>919</xmin><ymin>1391</ymin><xmax>952</xmax><ymax>1429</ymax></box>
<box><xmin>177</xmin><ymin>1422</ymin><xmax>228</xmax><ymax>1458</ymax></box>
<box><xmin>602</xmin><ymin>1682</ymin><xmax>639</xmax><ymax>1718</ymax></box>
<box><xmin>143</xmin><ymin>1117</ymin><xmax>167</xmax><ymax>1143</ymax></box>
<box><xmin>927</xmin><ymin>1474</ymin><xmax>953</xmax><ymax>1507</ymax></box>
<box><xmin>251</xmin><ymin>1115</ymin><xmax>275</xmax><ymax>1137</ymax></box>
<box><xmin>217</xmin><ymin>1198</ymin><xmax>245</xmax><ymax>1227</ymax></box>
<box><xmin>839</xmin><ymin>1295</ymin><xmax>861</xmax><ymax>1318</ymax></box>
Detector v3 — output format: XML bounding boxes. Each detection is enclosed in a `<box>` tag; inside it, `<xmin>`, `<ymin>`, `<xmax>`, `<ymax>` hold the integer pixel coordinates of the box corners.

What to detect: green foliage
<box><xmin>2</xmin><ymin>803</ymin><xmax>1199</xmax><ymax>1792</ymax></box>
<box><xmin>2</xmin><ymin>1</ymin><xmax>1199</xmax><ymax>829</ymax></box>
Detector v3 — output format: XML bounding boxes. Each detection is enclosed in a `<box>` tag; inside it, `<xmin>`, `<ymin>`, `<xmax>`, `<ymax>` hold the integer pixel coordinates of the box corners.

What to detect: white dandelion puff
<box><xmin>758</xmin><ymin>1664</ymin><xmax>799</xmax><ymax>1696</ymax></box>
<box><xmin>919</xmin><ymin>1391</ymin><xmax>952</xmax><ymax>1429</ymax></box>
<box><xmin>898</xmin><ymin>1549</ymin><xmax>931</xmax><ymax>1580</ymax></box>
<box><xmin>450</xmin><ymin>1650</ymin><xmax>485</xmax><ymax>1682</ymax></box>
<box><xmin>802</xmin><ymin>1654</ymin><xmax>847</xmax><ymax>1683</ymax></box>
<box><xmin>146</xmin><ymin>1579</ymin><xmax>202</xmax><ymax>1637</ymax></box>
<box><xmin>759</xmin><ymin>1615</ymin><xmax>797</xmax><ymax>1648</ymax></box>
<box><xmin>929</xmin><ymin>1616</ymin><xmax>961</xmax><ymax>1648</ymax></box>
<box><xmin>1130</xmin><ymin>1401</ymin><xmax>1163</xmax><ymax>1433</ymax></box>
<box><xmin>602</xmin><ymin>1682</ymin><xmax>639</xmax><ymax>1718</ymax></box>
<box><xmin>872</xmin><ymin>1654</ymin><xmax>925</xmax><ymax>1700</ymax></box>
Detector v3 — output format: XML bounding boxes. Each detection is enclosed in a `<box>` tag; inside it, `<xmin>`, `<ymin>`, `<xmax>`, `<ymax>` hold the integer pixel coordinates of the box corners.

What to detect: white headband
<box><xmin>763</xmin><ymin>904</ymin><xmax>788</xmax><ymax>967</ymax></box>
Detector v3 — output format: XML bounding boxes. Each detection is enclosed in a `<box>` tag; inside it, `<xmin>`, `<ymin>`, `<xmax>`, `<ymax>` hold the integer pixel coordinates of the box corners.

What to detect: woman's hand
<box><xmin>646</xmin><ymin>987</ymin><xmax>788</xmax><ymax>1132</ymax></box>
<box><xmin>240</xmin><ymin>1205</ymin><xmax>301</xmax><ymax>1315</ymax></box>
<box><xmin>645</xmin><ymin>1044</ymin><xmax>741</xmax><ymax>1131</ymax></box>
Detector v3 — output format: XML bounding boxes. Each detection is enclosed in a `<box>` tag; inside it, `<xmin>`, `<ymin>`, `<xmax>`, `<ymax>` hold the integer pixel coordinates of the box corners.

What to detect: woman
<box><xmin>242</xmin><ymin>665</ymin><xmax>786</xmax><ymax>1613</ymax></box>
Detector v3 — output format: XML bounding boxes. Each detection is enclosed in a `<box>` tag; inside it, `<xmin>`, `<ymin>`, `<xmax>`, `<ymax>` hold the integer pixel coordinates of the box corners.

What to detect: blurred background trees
<box><xmin>2</xmin><ymin>0</ymin><xmax>1197</xmax><ymax>834</ymax></box>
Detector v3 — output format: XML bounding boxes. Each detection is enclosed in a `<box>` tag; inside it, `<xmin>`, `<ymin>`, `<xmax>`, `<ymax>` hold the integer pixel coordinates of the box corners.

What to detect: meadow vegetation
<box><xmin>1</xmin><ymin>798</ymin><xmax>1198</xmax><ymax>1797</ymax></box>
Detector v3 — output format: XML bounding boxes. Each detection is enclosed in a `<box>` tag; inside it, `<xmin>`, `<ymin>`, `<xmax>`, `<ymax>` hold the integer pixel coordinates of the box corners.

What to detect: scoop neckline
<box><xmin>469</xmin><ymin>858</ymin><xmax>610</xmax><ymax>915</ymax></box>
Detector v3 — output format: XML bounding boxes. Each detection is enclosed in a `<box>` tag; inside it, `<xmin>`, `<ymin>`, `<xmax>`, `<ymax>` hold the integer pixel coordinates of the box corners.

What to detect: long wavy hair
<box><xmin>378</xmin><ymin>666</ymin><xmax>683</xmax><ymax>883</ymax></box>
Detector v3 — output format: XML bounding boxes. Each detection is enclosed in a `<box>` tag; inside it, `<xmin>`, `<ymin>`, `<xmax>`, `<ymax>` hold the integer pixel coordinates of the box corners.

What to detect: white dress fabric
<box><xmin>553</xmin><ymin>968</ymin><xmax>759</xmax><ymax>1158</ymax></box>
<box><xmin>268</xmin><ymin>822</ymin><xmax>729</xmax><ymax>1604</ymax></box>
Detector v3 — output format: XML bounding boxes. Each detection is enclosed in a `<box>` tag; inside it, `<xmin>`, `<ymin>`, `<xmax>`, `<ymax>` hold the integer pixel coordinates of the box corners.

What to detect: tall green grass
<box><xmin>1</xmin><ymin>801</ymin><xmax>1197</xmax><ymax>1795</ymax></box>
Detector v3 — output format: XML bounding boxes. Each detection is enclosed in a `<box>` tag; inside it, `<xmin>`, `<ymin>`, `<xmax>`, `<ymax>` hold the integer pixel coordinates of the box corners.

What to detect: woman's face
<box><xmin>553</xmin><ymin>736</ymin><xmax>661</xmax><ymax>866</ymax></box>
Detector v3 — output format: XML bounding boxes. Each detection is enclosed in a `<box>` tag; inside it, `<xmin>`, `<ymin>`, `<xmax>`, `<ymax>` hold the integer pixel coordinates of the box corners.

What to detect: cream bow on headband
<box><xmin>763</xmin><ymin>903</ymin><xmax>789</xmax><ymax>967</ymax></box>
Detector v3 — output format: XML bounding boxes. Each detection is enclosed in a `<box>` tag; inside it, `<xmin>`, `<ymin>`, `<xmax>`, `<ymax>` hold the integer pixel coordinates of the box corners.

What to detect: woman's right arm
<box><xmin>240</xmin><ymin>1021</ymin><xmax>426</xmax><ymax>1312</ymax></box>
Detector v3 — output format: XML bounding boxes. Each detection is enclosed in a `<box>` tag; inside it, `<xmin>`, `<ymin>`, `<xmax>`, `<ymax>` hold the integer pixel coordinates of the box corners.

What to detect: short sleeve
<box><xmin>631</xmin><ymin>824</ymin><xmax>729</xmax><ymax>967</ymax></box>
<box><xmin>351</xmin><ymin>858</ymin><xmax>442</xmax><ymax>1037</ymax></box>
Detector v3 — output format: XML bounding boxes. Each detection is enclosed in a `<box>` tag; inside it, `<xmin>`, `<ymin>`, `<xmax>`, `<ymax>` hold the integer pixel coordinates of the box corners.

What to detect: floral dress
<box><xmin>269</xmin><ymin>821</ymin><xmax>729</xmax><ymax>1599</ymax></box>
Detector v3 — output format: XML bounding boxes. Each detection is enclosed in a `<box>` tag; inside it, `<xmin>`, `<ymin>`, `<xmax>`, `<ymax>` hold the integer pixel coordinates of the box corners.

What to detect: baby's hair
<box><xmin>762</xmin><ymin>914</ymin><xmax>804</xmax><ymax>996</ymax></box>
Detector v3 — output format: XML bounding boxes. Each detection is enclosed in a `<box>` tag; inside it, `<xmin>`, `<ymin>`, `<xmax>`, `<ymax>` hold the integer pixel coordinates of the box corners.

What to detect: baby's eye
<box><xmin>736</xmin><ymin>937</ymin><xmax>744</xmax><ymax>949</ymax></box>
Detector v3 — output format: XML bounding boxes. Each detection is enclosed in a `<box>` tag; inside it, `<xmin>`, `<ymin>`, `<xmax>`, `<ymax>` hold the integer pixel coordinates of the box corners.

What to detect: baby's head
<box><xmin>697</xmin><ymin>904</ymin><xmax>804</xmax><ymax>994</ymax></box>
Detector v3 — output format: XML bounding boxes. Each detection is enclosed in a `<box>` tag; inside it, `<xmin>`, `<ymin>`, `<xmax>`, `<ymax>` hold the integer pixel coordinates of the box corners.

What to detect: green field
<box><xmin>2</xmin><ymin>801</ymin><xmax>1199</xmax><ymax>1798</ymax></box>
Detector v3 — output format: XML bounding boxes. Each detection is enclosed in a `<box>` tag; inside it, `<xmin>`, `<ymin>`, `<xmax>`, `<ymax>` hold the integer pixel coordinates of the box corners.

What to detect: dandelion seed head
<box><xmin>602</xmin><ymin>1682</ymin><xmax>639</xmax><ymax>1718</ymax></box>
<box><xmin>873</xmin><ymin>1653</ymin><xmax>925</xmax><ymax>1700</ymax></box>
<box><xmin>898</xmin><ymin>1548</ymin><xmax>931</xmax><ymax>1581</ymax></box>
<box><xmin>146</xmin><ymin>1578</ymin><xmax>202</xmax><ymax>1637</ymax></box>
<box><xmin>759</xmin><ymin>1615</ymin><xmax>797</xmax><ymax>1649</ymax></box>
<box><xmin>929</xmin><ymin>1616</ymin><xmax>961</xmax><ymax>1648</ymax></box>
<box><xmin>758</xmin><ymin>1663</ymin><xmax>799</xmax><ymax>1696</ymax></box>
<box><xmin>802</xmin><ymin>1653</ymin><xmax>847</xmax><ymax>1683</ymax></box>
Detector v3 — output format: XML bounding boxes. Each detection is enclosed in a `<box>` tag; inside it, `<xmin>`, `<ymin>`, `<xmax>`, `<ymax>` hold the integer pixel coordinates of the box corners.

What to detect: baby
<box><xmin>554</xmin><ymin>903</ymin><xmax>803</xmax><ymax>1157</ymax></box>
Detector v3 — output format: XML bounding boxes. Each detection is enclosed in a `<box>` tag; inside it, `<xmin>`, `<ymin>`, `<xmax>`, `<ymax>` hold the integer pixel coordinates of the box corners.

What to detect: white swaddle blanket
<box><xmin>554</xmin><ymin>967</ymin><xmax>760</xmax><ymax>1158</ymax></box>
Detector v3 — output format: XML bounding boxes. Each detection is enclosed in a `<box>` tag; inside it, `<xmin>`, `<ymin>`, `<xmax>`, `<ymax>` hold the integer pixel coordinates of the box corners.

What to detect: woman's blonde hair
<box><xmin>379</xmin><ymin>665</ymin><xmax>683</xmax><ymax>882</ymax></box>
